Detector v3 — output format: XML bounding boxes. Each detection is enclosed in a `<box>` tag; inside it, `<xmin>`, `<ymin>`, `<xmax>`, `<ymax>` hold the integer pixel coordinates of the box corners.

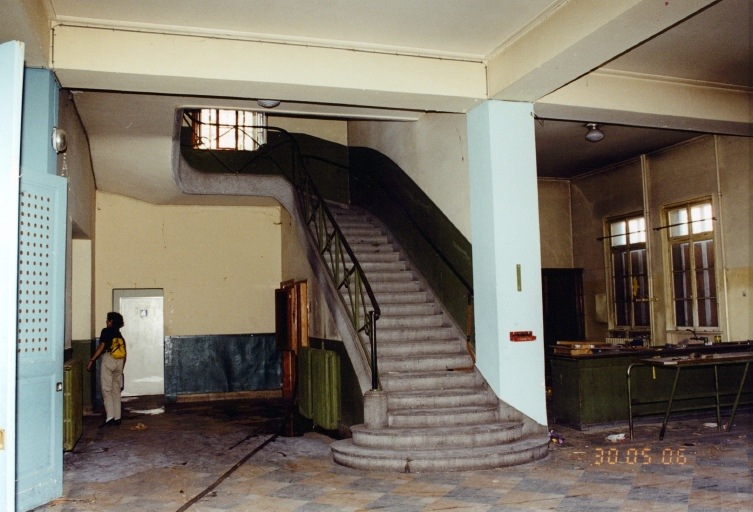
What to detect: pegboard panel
<box><xmin>17</xmin><ymin>189</ymin><xmax>55</xmax><ymax>361</ymax></box>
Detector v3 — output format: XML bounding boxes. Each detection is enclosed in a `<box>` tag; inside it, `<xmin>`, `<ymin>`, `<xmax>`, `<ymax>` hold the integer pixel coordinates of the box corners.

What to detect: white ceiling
<box><xmin>2</xmin><ymin>0</ymin><xmax>751</xmax><ymax>203</ymax></box>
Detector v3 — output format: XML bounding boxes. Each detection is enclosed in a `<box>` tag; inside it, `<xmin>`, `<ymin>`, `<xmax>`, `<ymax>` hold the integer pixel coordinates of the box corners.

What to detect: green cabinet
<box><xmin>550</xmin><ymin>344</ymin><xmax>753</xmax><ymax>429</ymax></box>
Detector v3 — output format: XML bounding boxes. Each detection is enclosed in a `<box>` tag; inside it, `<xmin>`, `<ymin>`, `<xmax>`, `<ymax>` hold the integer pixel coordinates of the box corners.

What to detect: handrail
<box><xmin>302</xmin><ymin>154</ymin><xmax>473</xmax><ymax>294</ymax></box>
<box><xmin>266</xmin><ymin>128</ymin><xmax>382</xmax><ymax>390</ymax></box>
<box><xmin>302</xmin><ymin>152</ymin><xmax>475</xmax><ymax>357</ymax></box>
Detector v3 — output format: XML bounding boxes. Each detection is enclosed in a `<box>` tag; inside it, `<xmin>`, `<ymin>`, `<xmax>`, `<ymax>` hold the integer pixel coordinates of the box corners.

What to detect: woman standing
<box><xmin>86</xmin><ymin>312</ymin><xmax>126</xmax><ymax>428</ymax></box>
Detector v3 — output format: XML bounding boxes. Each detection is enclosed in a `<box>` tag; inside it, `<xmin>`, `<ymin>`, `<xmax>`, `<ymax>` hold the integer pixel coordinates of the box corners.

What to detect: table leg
<box><xmin>713</xmin><ymin>365</ymin><xmax>721</xmax><ymax>431</ymax></box>
<box><xmin>627</xmin><ymin>363</ymin><xmax>636</xmax><ymax>441</ymax></box>
<box><xmin>726</xmin><ymin>361</ymin><xmax>750</xmax><ymax>432</ymax></box>
<box><xmin>659</xmin><ymin>366</ymin><xmax>681</xmax><ymax>440</ymax></box>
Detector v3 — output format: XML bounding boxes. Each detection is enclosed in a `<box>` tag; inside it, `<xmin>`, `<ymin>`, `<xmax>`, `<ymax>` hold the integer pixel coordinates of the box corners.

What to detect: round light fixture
<box><xmin>585</xmin><ymin>123</ymin><xmax>604</xmax><ymax>142</ymax></box>
<box><xmin>257</xmin><ymin>99</ymin><xmax>281</xmax><ymax>108</ymax></box>
<box><xmin>52</xmin><ymin>127</ymin><xmax>67</xmax><ymax>153</ymax></box>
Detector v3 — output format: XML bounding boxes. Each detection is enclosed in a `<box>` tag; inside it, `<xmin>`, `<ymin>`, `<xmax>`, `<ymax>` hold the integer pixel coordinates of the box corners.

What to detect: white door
<box><xmin>118</xmin><ymin>295</ymin><xmax>165</xmax><ymax>396</ymax></box>
<box><xmin>0</xmin><ymin>40</ymin><xmax>24</xmax><ymax>512</ymax></box>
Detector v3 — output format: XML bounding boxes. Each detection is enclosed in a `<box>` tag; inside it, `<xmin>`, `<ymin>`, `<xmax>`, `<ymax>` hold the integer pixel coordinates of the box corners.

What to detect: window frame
<box><xmin>188</xmin><ymin>108</ymin><xmax>267</xmax><ymax>151</ymax></box>
<box><xmin>664</xmin><ymin>199</ymin><xmax>718</xmax><ymax>330</ymax></box>
<box><xmin>605</xmin><ymin>213</ymin><xmax>651</xmax><ymax>333</ymax></box>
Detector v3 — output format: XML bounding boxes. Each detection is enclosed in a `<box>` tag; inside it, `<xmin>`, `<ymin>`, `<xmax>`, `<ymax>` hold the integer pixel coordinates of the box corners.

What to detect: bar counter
<box><xmin>549</xmin><ymin>341</ymin><xmax>753</xmax><ymax>429</ymax></box>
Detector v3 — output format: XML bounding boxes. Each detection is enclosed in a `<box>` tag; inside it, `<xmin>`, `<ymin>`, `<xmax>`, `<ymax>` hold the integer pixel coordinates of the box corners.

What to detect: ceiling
<box><xmin>2</xmin><ymin>0</ymin><xmax>751</xmax><ymax>201</ymax></box>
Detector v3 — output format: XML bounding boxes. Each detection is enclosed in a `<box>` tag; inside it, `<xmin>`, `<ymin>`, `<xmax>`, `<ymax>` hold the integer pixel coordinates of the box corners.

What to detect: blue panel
<box><xmin>0</xmin><ymin>39</ymin><xmax>24</xmax><ymax>512</ymax></box>
<box><xmin>16</xmin><ymin>171</ymin><xmax>67</xmax><ymax>511</ymax></box>
<box><xmin>20</xmin><ymin>69</ymin><xmax>58</xmax><ymax>176</ymax></box>
<box><xmin>163</xmin><ymin>334</ymin><xmax>282</xmax><ymax>402</ymax></box>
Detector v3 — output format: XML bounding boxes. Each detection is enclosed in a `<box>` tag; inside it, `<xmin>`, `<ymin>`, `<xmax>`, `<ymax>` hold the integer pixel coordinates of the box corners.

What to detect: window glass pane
<box><xmin>218</xmin><ymin>109</ymin><xmax>236</xmax><ymax>125</ymax></box>
<box><xmin>610</xmin><ymin>221</ymin><xmax>626</xmax><ymax>247</ymax></box>
<box><xmin>694</xmin><ymin>239</ymin><xmax>714</xmax><ymax>272</ymax></box>
<box><xmin>691</xmin><ymin>203</ymin><xmax>713</xmax><ymax>234</ymax></box>
<box><xmin>668</xmin><ymin>207</ymin><xmax>688</xmax><ymax>237</ymax></box>
<box><xmin>633</xmin><ymin>301</ymin><xmax>650</xmax><ymax>327</ymax></box>
<box><xmin>217</xmin><ymin>125</ymin><xmax>235</xmax><ymax>149</ymax></box>
<box><xmin>697</xmin><ymin>298</ymin><xmax>718</xmax><ymax>327</ymax></box>
<box><xmin>628</xmin><ymin>217</ymin><xmax>645</xmax><ymax>243</ymax></box>
<box><xmin>615</xmin><ymin>302</ymin><xmax>629</xmax><ymax>327</ymax></box>
<box><xmin>674</xmin><ymin>299</ymin><xmax>691</xmax><ymax>327</ymax></box>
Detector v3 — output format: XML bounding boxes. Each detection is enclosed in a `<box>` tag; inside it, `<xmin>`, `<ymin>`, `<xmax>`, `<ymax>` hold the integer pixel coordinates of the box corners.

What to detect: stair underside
<box><xmin>327</xmin><ymin>203</ymin><xmax>548</xmax><ymax>472</ymax></box>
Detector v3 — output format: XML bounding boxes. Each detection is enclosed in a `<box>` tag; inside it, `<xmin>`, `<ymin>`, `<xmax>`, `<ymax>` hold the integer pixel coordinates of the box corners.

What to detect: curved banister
<box><xmin>303</xmin><ymin>153</ymin><xmax>474</xmax><ymax>351</ymax></box>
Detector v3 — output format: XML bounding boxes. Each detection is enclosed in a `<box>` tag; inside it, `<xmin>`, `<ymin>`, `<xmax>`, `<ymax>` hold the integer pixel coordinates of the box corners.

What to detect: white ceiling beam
<box><xmin>487</xmin><ymin>0</ymin><xmax>720</xmax><ymax>102</ymax></box>
<box><xmin>535</xmin><ymin>70</ymin><xmax>753</xmax><ymax>136</ymax></box>
<box><xmin>51</xmin><ymin>24</ymin><xmax>486</xmax><ymax>113</ymax></box>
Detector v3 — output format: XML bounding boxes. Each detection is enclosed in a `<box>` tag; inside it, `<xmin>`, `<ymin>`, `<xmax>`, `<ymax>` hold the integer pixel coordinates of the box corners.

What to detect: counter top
<box><xmin>549</xmin><ymin>341</ymin><xmax>753</xmax><ymax>360</ymax></box>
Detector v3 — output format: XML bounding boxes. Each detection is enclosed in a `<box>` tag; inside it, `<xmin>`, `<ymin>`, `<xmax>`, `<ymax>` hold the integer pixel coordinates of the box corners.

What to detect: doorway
<box><xmin>113</xmin><ymin>289</ymin><xmax>164</xmax><ymax>396</ymax></box>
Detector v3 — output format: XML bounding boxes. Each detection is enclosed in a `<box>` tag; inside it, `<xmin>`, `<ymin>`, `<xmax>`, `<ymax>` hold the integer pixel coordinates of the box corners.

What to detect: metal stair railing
<box><xmin>263</xmin><ymin>128</ymin><xmax>382</xmax><ymax>390</ymax></box>
<box><xmin>305</xmin><ymin>154</ymin><xmax>475</xmax><ymax>361</ymax></box>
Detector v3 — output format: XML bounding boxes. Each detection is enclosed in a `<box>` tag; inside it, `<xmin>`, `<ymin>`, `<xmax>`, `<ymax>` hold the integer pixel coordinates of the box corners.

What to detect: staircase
<box><xmin>327</xmin><ymin>203</ymin><xmax>549</xmax><ymax>472</ymax></box>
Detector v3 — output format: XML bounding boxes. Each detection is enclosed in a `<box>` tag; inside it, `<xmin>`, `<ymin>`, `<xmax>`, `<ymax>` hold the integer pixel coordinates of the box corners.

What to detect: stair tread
<box><xmin>387</xmin><ymin>387</ymin><xmax>489</xmax><ymax>398</ymax></box>
<box><xmin>332</xmin><ymin>434</ymin><xmax>550</xmax><ymax>459</ymax></box>
<box><xmin>351</xmin><ymin>421</ymin><xmax>520</xmax><ymax>436</ymax></box>
<box><xmin>391</xmin><ymin>404</ymin><xmax>496</xmax><ymax>416</ymax></box>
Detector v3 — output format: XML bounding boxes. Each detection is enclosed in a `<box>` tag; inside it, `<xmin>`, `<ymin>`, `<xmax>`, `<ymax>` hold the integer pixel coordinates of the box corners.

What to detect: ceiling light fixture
<box><xmin>257</xmin><ymin>99</ymin><xmax>281</xmax><ymax>108</ymax></box>
<box><xmin>585</xmin><ymin>123</ymin><xmax>604</xmax><ymax>142</ymax></box>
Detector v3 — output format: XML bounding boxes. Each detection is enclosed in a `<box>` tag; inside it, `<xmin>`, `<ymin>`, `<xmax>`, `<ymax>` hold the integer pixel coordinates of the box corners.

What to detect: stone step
<box><xmin>379</xmin><ymin>326</ymin><xmax>459</xmax><ymax>342</ymax></box>
<box><xmin>378</xmin><ymin>314</ymin><xmax>445</xmax><ymax>329</ymax></box>
<box><xmin>377</xmin><ymin>339</ymin><xmax>465</xmax><ymax>357</ymax></box>
<box><xmin>344</xmin><ymin>234</ymin><xmax>390</xmax><ymax>245</ymax></box>
<box><xmin>349</xmin><ymin>242</ymin><xmax>396</xmax><ymax>253</ymax></box>
<box><xmin>387</xmin><ymin>387</ymin><xmax>495</xmax><ymax>410</ymax></box>
<box><xmin>379</xmin><ymin>353</ymin><xmax>472</xmax><ymax>373</ymax></box>
<box><xmin>389</xmin><ymin>405</ymin><xmax>498</xmax><ymax>428</ymax></box>
<box><xmin>374</xmin><ymin>291</ymin><xmax>429</xmax><ymax>304</ymax></box>
<box><xmin>370</xmin><ymin>280</ymin><xmax>422</xmax><ymax>294</ymax></box>
<box><xmin>338</xmin><ymin>227</ymin><xmax>384</xmax><ymax>237</ymax></box>
<box><xmin>330</xmin><ymin>435</ymin><xmax>551</xmax><ymax>473</ymax></box>
<box><xmin>346</xmin><ymin>251</ymin><xmax>401</xmax><ymax>263</ymax></box>
<box><xmin>380</xmin><ymin>369</ymin><xmax>482</xmax><ymax>392</ymax></box>
<box><xmin>379</xmin><ymin>302</ymin><xmax>436</xmax><ymax>316</ymax></box>
<box><xmin>350</xmin><ymin>422</ymin><xmax>523</xmax><ymax>450</ymax></box>
<box><xmin>366</xmin><ymin>271</ymin><xmax>416</xmax><ymax>283</ymax></box>
<box><xmin>360</xmin><ymin>260</ymin><xmax>406</xmax><ymax>272</ymax></box>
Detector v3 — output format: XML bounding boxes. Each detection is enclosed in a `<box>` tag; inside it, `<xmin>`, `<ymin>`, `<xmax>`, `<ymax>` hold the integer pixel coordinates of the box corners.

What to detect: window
<box><xmin>189</xmin><ymin>109</ymin><xmax>267</xmax><ymax>151</ymax></box>
<box><xmin>608</xmin><ymin>215</ymin><xmax>650</xmax><ymax>330</ymax></box>
<box><xmin>666</xmin><ymin>201</ymin><xmax>717</xmax><ymax>328</ymax></box>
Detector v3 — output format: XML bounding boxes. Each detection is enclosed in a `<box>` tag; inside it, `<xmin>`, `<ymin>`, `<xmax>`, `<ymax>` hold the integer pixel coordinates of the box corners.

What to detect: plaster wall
<box><xmin>571</xmin><ymin>159</ymin><xmax>643</xmax><ymax>341</ymax></box>
<box><xmin>348</xmin><ymin>113</ymin><xmax>471</xmax><ymax>239</ymax></box>
<box><xmin>59</xmin><ymin>90</ymin><xmax>96</xmax><ymax>348</ymax></box>
<box><xmin>270</xmin><ymin>116</ymin><xmax>348</xmax><ymax>146</ymax></box>
<box><xmin>71</xmin><ymin>240</ymin><xmax>92</xmax><ymax>340</ymax></box>
<box><xmin>572</xmin><ymin>135</ymin><xmax>752</xmax><ymax>344</ymax></box>
<box><xmin>94</xmin><ymin>192</ymin><xmax>282</xmax><ymax>337</ymax></box>
<box><xmin>538</xmin><ymin>180</ymin><xmax>573</xmax><ymax>268</ymax></box>
<box><xmin>279</xmin><ymin>207</ymin><xmax>340</xmax><ymax>340</ymax></box>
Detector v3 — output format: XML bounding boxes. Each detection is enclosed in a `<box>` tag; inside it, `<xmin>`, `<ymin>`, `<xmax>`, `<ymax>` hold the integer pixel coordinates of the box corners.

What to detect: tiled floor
<box><xmin>34</xmin><ymin>397</ymin><xmax>752</xmax><ymax>511</ymax></box>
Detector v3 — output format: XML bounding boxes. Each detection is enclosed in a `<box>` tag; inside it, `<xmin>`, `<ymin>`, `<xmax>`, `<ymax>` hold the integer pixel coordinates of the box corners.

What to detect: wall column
<box><xmin>467</xmin><ymin>100</ymin><xmax>546</xmax><ymax>425</ymax></box>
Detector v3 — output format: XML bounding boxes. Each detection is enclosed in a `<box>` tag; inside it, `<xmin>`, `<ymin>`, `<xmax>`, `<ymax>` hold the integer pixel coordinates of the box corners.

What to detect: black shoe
<box><xmin>114</xmin><ymin>419</ymin><xmax>122</xmax><ymax>426</ymax></box>
<box><xmin>98</xmin><ymin>419</ymin><xmax>114</xmax><ymax>429</ymax></box>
